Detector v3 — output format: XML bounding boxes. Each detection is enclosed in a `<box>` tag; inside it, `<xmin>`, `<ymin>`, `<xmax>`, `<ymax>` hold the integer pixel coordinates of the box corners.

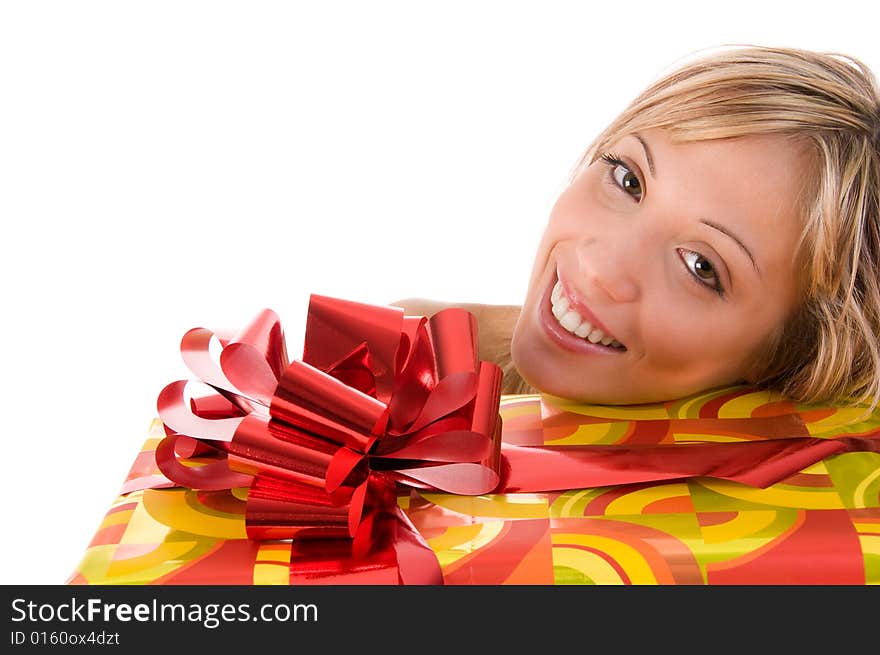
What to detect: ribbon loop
<box><xmin>155</xmin><ymin>294</ymin><xmax>504</xmax><ymax>582</ymax></box>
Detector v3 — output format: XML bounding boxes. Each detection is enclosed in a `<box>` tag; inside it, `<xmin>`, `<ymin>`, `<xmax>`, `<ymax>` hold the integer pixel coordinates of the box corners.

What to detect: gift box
<box><xmin>68</xmin><ymin>297</ymin><xmax>880</xmax><ymax>585</ymax></box>
<box><xmin>69</xmin><ymin>392</ymin><xmax>880</xmax><ymax>585</ymax></box>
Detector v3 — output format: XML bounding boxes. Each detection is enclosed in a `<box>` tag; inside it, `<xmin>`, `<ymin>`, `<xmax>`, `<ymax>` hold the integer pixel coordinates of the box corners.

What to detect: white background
<box><xmin>1</xmin><ymin>1</ymin><xmax>878</xmax><ymax>585</ymax></box>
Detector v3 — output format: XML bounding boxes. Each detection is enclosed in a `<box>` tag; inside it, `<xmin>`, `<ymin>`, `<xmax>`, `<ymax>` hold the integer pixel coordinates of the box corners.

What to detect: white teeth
<box><xmin>587</xmin><ymin>329</ymin><xmax>604</xmax><ymax>343</ymax></box>
<box><xmin>573</xmin><ymin>322</ymin><xmax>592</xmax><ymax>338</ymax></box>
<box><xmin>559</xmin><ymin>310</ymin><xmax>582</xmax><ymax>331</ymax></box>
<box><xmin>550</xmin><ymin>279</ymin><xmax>623</xmax><ymax>348</ymax></box>
<box><xmin>551</xmin><ymin>295</ymin><xmax>569</xmax><ymax>320</ymax></box>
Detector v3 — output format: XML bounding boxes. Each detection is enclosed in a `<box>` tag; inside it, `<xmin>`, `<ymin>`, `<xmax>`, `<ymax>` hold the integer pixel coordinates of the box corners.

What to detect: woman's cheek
<box><xmin>639</xmin><ymin>299</ymin><xmax>714</xmax><ymax>368</ymax></box>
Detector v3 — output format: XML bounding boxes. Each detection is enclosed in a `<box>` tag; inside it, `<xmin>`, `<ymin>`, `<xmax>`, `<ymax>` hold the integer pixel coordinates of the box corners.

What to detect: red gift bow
<box><xmin>154</xmin><ymin>295</ymin><xmax>502</xmax><ymax>571</ymax></box>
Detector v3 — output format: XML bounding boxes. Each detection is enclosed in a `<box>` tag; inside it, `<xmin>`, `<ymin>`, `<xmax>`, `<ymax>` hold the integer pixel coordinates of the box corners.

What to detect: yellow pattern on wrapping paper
<box><xmin>253</xmin><ymin>543</ymin><xmax>292</xmax><ymax>585</ymax></box>
<box><xmin>803</xmin><ymin>407</ymin><xmax>877</xmax><ymax>435</ymax></box>
<box><xmin>665</xmin><ymin>393</ymin><xmax>705</xmax><ymax>420</ymax></box>
<box><xmin>824</xmin><ymin>453</ymin><xmax>880</xmax><ymax>509</ymax></box>
<box><xmin>551</xmin><ymin>533</ymin><xmax>658</xmax><ymax>584</ymax></box>
<box><xmin>551</xmin><ymin>489</ymin><xmax>607</xmax><ymax>518</ymax></box>
<box><xmin>427</xmin><ymin>521</ymin><xmax>505</xmax><ymax>569</ymax></box>
<box><xmin>544</xmin><ymin>421</ymin><xmax>629</xmax><ymax>446</ymax></box>
<box><xmin>498</xmin><ymin>396</ymin><xmax>541</xmax><ymax>416</ymax></box>
<box><xmin>120</xmin><ymin>492</ymin><xmax>174</xmax><ymax>545</ymax></box>
<box><xmin>501</xmin><ymin>393</ymin><xmax>542</xmax><ymax>403</ymax></box>
<box><xmin>694</xmin><ymin>478</ymin><xmax>845</xmax><ymax>509</ymax></box>
<box><xmin>105</xmin><ymin>540</ymin><xmax>207</xmax><ymax>579</ymax></box>
<box><xmin>543</xmin><ymin>395</ymin><xmax>670</xmax><ymax>420</ymax></box>
<box><xmin>854</xmin><ymin>467</ymin><xmax>880</xmax><ymax>508</ymax></box>
<box><xmin>699</xmin><ymin>510</ymin><xmax>778</xmax><ymax>543</ymax></box>
<box><xmin>854</xmin><ymin>522</ymin><xmax>880</xmax><ymax>534</ymax></box>
<box><xmin>418</xmin><ymin>493</ymin><xmax>549</xmax><ymax>519</ymax></box>
<box><xmin>665</xmin><ymin>388</ymin><xmax>732</xmax><ymax>419</ymax></box>
<box><xmin>858</xmin><ymin>536</ymin><xmax>880</xmax><ymax>555</ymax></box>
<box><xmin>142</xmin><ymin>437</ymin><xmax>164</xmax><ymax>452</ymax></box>
<box><xmin>148</xmin><ymin>417</ymin><xmax>165</xmax><ymax>437</ymax></box>
<box><xmin>553</xmin><ymin>548</ymin><xmax>625</xmax><ymax>584</ymax></box>
<box><xmin>800</xmin><ymin>460</ymin><xmax>830</xmax><ymax>475</ymax></box>
<box><xmin>100</xmin><ymin>508</ymin><xmax>134</xmax><ymax>530</ymax></box>
<box><xmin>852</xmin><ymin>499</ymin><xmax>880</xmax><ymax>584</ymax></box>
<box><xmin>75</xmin><ymin>532</ymin><xmax>220</xmax><ymax>584</ymax></box>
<box><xmin>603</xmin><ymin>483</ymin><xmax>691</xmax><ymax>515</ymax></box>
<box><xmin>717</xmin><ymin>389</ymin><xmax>788</xmax><ymax>418</ymax></box>
<box><xmin>692</xmin><ymin>510</ymin><xmax>801</xmax><ymax>568</ymax></box>
<box><xmin>71</xmin><ymin>390</ymin><xmax>880</xmax><ymax>585</ymax></box>
<box><xmin>142</xmin><ymin>489</ymin><xmax>247</xmax><ymax>539</ymax></box>
<box><xmin>673</xmin><ymin>433</ymin><xmax>749</xmax><ymax>444</ymax></box>
<box><xmin>74</xmin><ymin>546</ymin><xmax>115</xmax><ymax>584</ymax></box>
<box><xmin>856</xmin><ymin>535</ymin><xmax>880</xmax><ymax>585</ymax></box>
<box><xmin>695</xmin><ymin>537</ymin><xmax>787</xmax><ymax>563</ymax></box>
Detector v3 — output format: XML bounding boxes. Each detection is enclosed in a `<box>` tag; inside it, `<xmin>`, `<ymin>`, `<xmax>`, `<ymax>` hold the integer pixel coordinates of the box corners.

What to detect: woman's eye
<box><xmin>613</xmin><ymin>165</ymin><xmax>642</xmax><ymax>198</ymax></box>
<box><xmin>678</xmin><ymin>249</ymin><xmax>724</xmax><ymax>296</ymax></box>
<box><xmin>600</xmin><ymin>154</ymin><xmax>642</xmax><ymax>201</ymax></box>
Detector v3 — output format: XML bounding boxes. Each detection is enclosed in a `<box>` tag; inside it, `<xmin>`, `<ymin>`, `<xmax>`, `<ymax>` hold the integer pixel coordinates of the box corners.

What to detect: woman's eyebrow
<box><xmin>629</xmin><ymin>132</ymin><xmax>759</xmax><ymax>278</ymax></box>
<box><xmin>632</xmin><ymin>132</ymin><xmax>761</xmax><ymax>277</ymax></box>
<box><xmin>632</xmin><ymin>132</ymin><xmax>656</xmax><ymax>178</ymax></box>
<box><xmin>700</xmin><ymin>219</ymin><xmax>761</xmax><ymax>276</ymax></box>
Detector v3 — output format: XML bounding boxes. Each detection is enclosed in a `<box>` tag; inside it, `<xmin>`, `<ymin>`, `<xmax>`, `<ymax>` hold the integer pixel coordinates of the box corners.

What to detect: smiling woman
<box><xmin>393</xmin><ymin>45</ymin><xmax>880</xmax><ymax>409</ymax></box>
<box><xmin>512</xmin><ymin>129</ymin><xmax>809</xmax><ymax>404</ymax></box>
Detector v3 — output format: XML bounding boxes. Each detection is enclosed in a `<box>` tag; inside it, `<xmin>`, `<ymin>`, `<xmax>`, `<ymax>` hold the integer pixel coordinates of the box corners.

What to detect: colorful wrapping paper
<box><xmin>69</xmin><ymin>388</ymin><xmax>880</xmax><ymax>585</ymax></box>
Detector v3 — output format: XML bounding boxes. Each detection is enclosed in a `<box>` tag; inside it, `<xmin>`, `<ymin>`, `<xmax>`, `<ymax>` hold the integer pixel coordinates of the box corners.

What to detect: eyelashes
<box><xmin>599</xmin><ymin>152</ymin><xmax>643</xmax><ymax>202</ymax></box>
<box><xmin>598</xmin><ymin>151</ymin><xmax>726</xmax><ymax>298</ymax></box>
<box><xmin>678</xmin><ymin>248</ymin><xmax>725</xmax><ymax>297</ymax></box>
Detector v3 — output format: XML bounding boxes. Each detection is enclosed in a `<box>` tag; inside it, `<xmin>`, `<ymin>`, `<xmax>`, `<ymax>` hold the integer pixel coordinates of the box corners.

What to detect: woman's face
<box><xmin>511</xmin><ymin>128</ymin><xmax>808</xmax><ymax>404</ymax></box>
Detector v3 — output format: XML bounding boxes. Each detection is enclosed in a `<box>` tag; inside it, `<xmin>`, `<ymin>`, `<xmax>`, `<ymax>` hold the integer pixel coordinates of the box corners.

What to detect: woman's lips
<box><xmin>556</xmin><ymin>269</ymin><xmax>621</xmax><ymax>343</ymax></box>
<box><xmin>538</xmin><ymin>271</ymin><xmax>626</xmax><ymax>356</ymax></box>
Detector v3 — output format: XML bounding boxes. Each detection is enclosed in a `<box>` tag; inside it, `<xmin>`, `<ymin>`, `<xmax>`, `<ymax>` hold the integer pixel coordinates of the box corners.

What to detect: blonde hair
<box><xmin>572</xmin><ymin>45</ymin><xmax>880</xmax><ymax>409</ymax></box>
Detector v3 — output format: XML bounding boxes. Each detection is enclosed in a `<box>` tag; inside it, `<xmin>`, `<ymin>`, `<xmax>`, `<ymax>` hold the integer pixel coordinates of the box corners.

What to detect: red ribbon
<box><xmin>155</xmin><ymin>295</ymin><xmax>502</xmax><ymax>581</ymax></box>
<box><xmin>498</xmin><ymin>437</ymin><xmax>872</xmax><ymax>491</ymax></box>
<box><xmin>149</xmin><ymin>295</ymin><xmax>880</xmax><ymax>585</ymax></box>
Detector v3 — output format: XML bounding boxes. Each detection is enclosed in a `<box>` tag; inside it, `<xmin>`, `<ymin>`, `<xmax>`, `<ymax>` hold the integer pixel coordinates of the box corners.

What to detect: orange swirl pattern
<box><xmin>502</xmin><ymin>385</ymin><xmax>880</xmax><ymax>447</ymax></box>
<box><xmin>69</xmin><ymin>386</ymin><xmax>880</xmax><ymax>585</ymax></box>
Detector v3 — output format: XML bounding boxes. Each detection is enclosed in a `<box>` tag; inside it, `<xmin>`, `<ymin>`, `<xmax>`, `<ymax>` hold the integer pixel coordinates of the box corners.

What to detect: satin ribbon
<box><xmin>498</xmin><ymin>403</ymin><xmax>880</xmax><ymax>492</ymax></box>
<box><xmin>499</xmin><ymin>436</ymin><xmax>880</xmax><ymax>492</ymax></box>
<box><xmin>149</xmin><ymin>295</ymin><xmax>880</xmax><ymax>585</ymax></box>
<box><xmin>154</xmin><ymin>295</ymin><xmax>503</xmax><ymax>582</ymax></box>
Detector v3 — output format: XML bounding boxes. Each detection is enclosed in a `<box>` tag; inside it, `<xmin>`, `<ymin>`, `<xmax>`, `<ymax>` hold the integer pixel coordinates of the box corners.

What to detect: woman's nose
<box><xmin>575</xmin><ymin>238</ymin><xmax>641</xmax><ymax>304</ymax></box>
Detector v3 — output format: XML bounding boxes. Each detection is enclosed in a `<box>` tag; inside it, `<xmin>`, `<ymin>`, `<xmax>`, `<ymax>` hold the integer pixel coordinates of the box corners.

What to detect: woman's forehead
<box><xmin>612</xmin><ymin>129</ymin><xmax>807</xmax><ymax>295</ymax></box>
<box><xmin>630</xmin><ymin>129</ymin><xmax>809</xmax><ymax>235</ymax></box>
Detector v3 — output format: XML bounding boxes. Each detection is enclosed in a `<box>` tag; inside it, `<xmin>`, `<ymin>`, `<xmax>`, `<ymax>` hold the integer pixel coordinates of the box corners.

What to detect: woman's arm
<box><xmin>390</xmin><ymin>298</ymin><xmax>536</xmax><ymax>395</ymax></box>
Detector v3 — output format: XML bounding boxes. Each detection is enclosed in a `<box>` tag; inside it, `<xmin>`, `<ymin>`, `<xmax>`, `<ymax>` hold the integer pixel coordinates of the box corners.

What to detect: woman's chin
<box><xmin>512</xmin><ymin>319</ymin><xmax>613</xmax><ymax>402</ymax></box>
<box><xmin>511</xmin><ymin>342</ymin><xmax>601</xmax><ymax>402</ymax></box>
<box><xmin>511</xmin><ymin>340</ymin><xmax>669</xmax><ymax>404</ymax></box>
